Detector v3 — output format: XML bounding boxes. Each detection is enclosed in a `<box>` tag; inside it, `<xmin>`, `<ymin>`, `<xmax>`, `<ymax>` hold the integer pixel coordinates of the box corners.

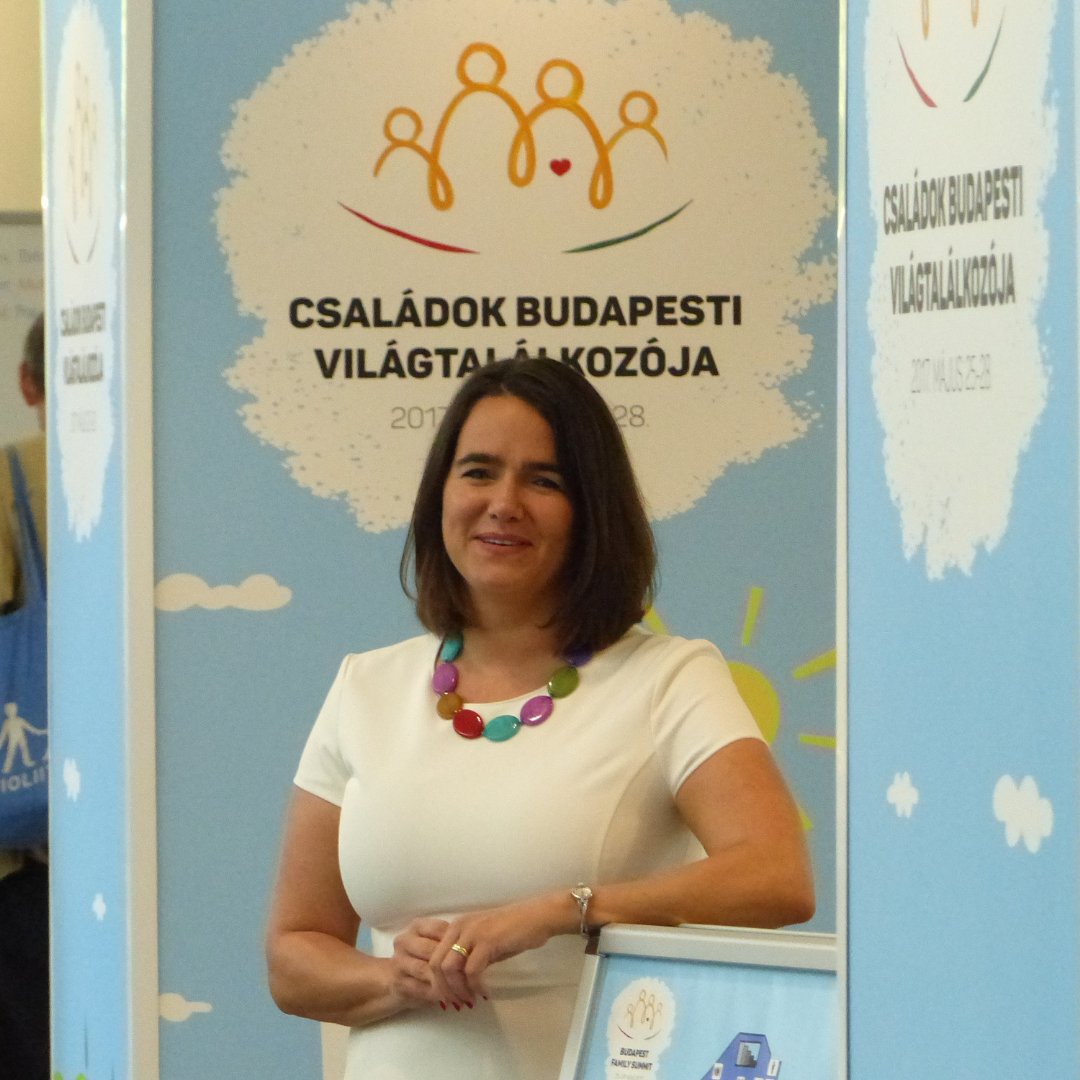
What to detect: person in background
<box><xmin>0</xmin><ymin>313</ymin><xmax>50</xmax><ymax>1080</ymax></box>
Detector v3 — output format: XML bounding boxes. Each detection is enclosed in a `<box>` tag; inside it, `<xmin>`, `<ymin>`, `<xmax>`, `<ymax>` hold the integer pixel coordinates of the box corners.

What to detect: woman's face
<box><xmin>442</xmin><ymin>394</ymin><xmax>573</xmax><ymax>614</ymax></box>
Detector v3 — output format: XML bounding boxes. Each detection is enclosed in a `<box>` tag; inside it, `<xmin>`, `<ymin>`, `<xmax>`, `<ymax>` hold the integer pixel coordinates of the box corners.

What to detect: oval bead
<box><xmin>548</xmin><ymin>665</ymin><xmax>580</xmax><ymax>699</ymax></box>
<box><xmin>439</xmin><ymin>635</ymin><xmax>463</xmax><ymax>663</ymax></box>
<box><xmin>520</xmin><ymin>695</ymin><xmax>554</xmax><ymax>726</ymax></box>
<box><xmin>484</xmin><ymin>714</ymin><xmax>521</xmax><ymax>742</ymax></box>
<box><xmin>452</xmin><ymin>709</ymin><xmax>484</xmax><ymax>739</ymax></box>
<box><xmin>432</xmin><ymin>662</ymin><xmax>459</xmax><ymax>695</ymax></box>
<box><xmin>436</xmin><ymin>691</ymin><xmax>463</xmax><ymax>719</ymax></box>
<box><xmin>563</xmin><ymin>648</ymin><xmax>593</xmax><ymax>669</ymax></box>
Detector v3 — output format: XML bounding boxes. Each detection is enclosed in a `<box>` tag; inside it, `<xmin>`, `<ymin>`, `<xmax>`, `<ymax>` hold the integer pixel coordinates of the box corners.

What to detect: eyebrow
<box><xmin>455</xmin><ymin>452</ymin><xmax>562</xmax><ymax>473</ymax></box>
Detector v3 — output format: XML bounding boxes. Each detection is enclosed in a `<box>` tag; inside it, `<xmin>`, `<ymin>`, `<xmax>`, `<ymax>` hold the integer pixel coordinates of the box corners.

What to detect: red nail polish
<box><xmin>453</xmin><ymin>1002</ymin><xmax>461</xmax><ymax>1011</ymax></box>
<box><xmin>439</xmin><ymin>1001</ymin><xmax>446</xmax><ymax>1010</ymax></box>
<box><xmin>482</xmin><ymin>995</ymin><xmax>489</xmax><ymax>1001</ymax></box>
<box><xmin>466</xmin><ymin>1001</ymin><xmax>473</xmax><ymax>1009</ymax></box>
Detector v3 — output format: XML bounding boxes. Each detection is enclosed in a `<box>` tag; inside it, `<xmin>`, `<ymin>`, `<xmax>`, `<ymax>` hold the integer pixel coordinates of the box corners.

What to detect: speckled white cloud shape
<box><xmin>606</xmin><ymin>977</ymin><xmax>675</xmax><ymax>1079</ymax></box>
<box><xmin>993</xmin><ymin>774</ymin><xmax>1052</xmax><ymax>853</ymax></box>
<box><xmin>865</xmin><ymin>0</ymin><xmax>1057</xmax><ymax>577</ymax></box>
<box><xmin>887</xmin><ymin>771</ymin><xmax>919</xmax><ymax>818</ymax></box>
<box><xmin>63</xmin><ymin>758</ymin><xmax>81</xmax><ymax>801</ymax></box>
<box><xmin>216</xmin><ymin>0</ymin><xmax>834</xmax><ymax>532</ymax></box>
<box><xmin>155</xmin><ymin>573</ymin><xmax>292</xmax><ymax>612</ymax></box>
<box><xmin>51</xmin><ymin>0</ymin><xmax>118</xmax><ymax>540</ymax></box>
<box><xmin>160</xmin><ymin>993</ymin><xmax>213</xmax><ymax>1023</ymax></box>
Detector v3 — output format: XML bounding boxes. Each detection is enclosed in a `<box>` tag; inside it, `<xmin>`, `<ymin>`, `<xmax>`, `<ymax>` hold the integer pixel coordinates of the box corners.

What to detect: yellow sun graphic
<box><xmin>643</xmin><ymin>587</ymin><xmax>836</xmax><ymax>830</ymax></box>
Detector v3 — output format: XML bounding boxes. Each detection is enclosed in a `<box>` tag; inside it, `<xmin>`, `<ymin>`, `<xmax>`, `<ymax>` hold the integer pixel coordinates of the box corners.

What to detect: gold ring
<box><xmin>451</xmin><ymin>943</ymin><xmax>470</xmax><ymax>959</ymax></box>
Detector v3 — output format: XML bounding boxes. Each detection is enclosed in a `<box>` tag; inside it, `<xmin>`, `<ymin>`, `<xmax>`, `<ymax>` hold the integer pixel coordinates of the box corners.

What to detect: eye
<box><xmin>533</xmin><ymin>474</ymin><xmax>564</xmax><ymax>491</ymax></box>
<box><xmin>461</xmin><ymin>466</ymin><xmax>493</xmax><ymax>481</ymax></box>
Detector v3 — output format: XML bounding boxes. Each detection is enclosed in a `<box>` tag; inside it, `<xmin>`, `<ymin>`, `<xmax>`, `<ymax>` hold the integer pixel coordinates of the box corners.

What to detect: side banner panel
<box><xmin>847</xmin><ymin>0</ymin><xmax>1078</xmax><ymax>1073</ymax></box>
<box><xmin>44</xmin><ymin>1</ymin><xmax>131</xmax><ymax>1078</ymax></box>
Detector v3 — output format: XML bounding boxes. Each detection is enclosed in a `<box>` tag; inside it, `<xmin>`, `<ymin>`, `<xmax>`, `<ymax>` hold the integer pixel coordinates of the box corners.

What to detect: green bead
<box><xmin>484</xmin><ymin>714</ymin><xmax>521</xmax><ymax>742</ymax></box>
<box><xmin>548</xmin><ymin>664</ymin><xmax>579</xmax><ymax>699</ymax></box>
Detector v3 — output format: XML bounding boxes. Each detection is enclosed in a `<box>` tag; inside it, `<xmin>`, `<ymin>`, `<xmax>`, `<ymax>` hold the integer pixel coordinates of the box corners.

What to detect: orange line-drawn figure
<box><xmin>606</xmin><ymin>91</ymin><xmax>667</xmax><ymax>160</ymax></box>
<box><xmin>374</xmin><ymin>108</ymin><xmax>455</xmax><ymax>209</ymax></box>
<box><xmin>922</xmin><ymin>0</ymin><xmax>930</xmax><ymax>37</ymax></box>
<box><xmin>514</xmin><ymin>58</ymin><xmax>612</xmax><ymax>208</ymax></box>
<box><xmin>375</xmin><ymin>44</ymin><xmax>534</xmax><ymax>210</ymax></box>
<box><xmin>971</xmin><ymin>0</ymin><xmax>979</xmax><ymax>26</ymax></box>
<box><xmin>375</xmin><ymin>42</ymin><xmax>665</xmax><ymax>212</ymax></box>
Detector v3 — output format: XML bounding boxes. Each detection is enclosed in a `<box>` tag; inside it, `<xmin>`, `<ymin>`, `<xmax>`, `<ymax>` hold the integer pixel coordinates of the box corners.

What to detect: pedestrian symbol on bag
<box><xmin>0</xmin><ymin>702</ymin><xmax>46</xmax><ymax>774</ymax></box>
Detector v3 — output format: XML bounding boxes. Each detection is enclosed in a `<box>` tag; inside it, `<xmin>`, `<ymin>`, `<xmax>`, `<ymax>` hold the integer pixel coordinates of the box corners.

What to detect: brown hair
<box><xmin>22</xmin><ymin>314</ymin><xmax>44</xmax><ymax>394</ymax></box>
<box><xmin>400</xmin><ymin>357</ymin><xmax>656</xmax><ymax>654</ymax></box>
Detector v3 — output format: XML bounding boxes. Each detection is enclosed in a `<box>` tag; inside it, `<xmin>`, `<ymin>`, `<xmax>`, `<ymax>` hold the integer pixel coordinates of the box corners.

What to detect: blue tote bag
<box><xmin>0</xmin><ymin>446</ymin><xmax>48</xmax><ymax>847</ymax></box>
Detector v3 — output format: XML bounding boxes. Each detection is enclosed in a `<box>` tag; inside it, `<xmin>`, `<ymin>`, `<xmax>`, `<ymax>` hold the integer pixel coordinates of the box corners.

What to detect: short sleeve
<box><xmin>649</xmin><ymin>640</ymin><xmax>765</xmax><ymax>793</ymax></box>
<box><xmin>293</xmin><ymin>655</ymin><xmax>353</xmax><ymax>806</ymax></box>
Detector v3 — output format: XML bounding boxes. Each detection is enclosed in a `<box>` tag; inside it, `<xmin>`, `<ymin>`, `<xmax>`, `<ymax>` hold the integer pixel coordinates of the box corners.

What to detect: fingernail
<box><xmin>453</xmin><ymin>1002</ymin><xmax>461</xmax><ymax>1011</ymax></box>
<box><xmin>466</xmin><ymin>1001</ymin><xmax>473</xmax><ymax>1009</ymax></box>
<box><xmin>482</xmin><ymin>995</ymin><xmax>489</xmax><ymax>1001</ymax></box>
<box><xmin>439</xmin><ymin>1001</ymin><xmax>446</xmax><ymax>1010</ymax></box>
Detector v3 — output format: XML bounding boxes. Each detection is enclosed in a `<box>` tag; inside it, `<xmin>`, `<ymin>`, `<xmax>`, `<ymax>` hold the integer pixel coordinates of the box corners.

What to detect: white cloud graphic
<box><xmin>92</xmin><ymin>893</ymin><xmax>106</xmax><ymax>920</ymax></box>
<box><xmin>63</xmin><ymin>758</ymin><xmax>81</xmax><ymax>801</ymax></box>
<box><xmin>154</xmin><ymin>573</ymin><xmax>292</xmax><ymax>612</ymax></box>
<box><xmin>887</xmin><ymin>771</ymin><xmax>919</xmax><ymax>818</ymax></box>
<box><xmin>217</xmin><ymin>0</ymin><xmax>835</xmax><ymax>533</ymax></box>
<box><xmin>159</xmin><ymin>992</ymin><xmax>213</xmax><ymax>1023</ymax></box>
<box><xmin>993</xmin><ymin>774</ymin><xmax>1053</xmax><ymax>853</ymax></box>
<box><xmin>866</xmin><ymin>0</ymin><xmax>1057</xmax><ymax>578</ymax></box>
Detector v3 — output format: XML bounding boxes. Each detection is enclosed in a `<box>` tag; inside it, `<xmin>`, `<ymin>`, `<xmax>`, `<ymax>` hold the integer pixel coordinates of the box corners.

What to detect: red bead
<box><xmin>453</xmin><ymin>709</ymin><xmax>484</xmax><ymax>739</ymax></box>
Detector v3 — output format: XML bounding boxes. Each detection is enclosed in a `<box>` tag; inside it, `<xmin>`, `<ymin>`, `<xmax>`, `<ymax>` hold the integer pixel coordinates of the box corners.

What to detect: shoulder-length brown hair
<box><xmin>400</xmin><ymin>357</ymin><xmax>656</xmax><ymax>654</ymax></box>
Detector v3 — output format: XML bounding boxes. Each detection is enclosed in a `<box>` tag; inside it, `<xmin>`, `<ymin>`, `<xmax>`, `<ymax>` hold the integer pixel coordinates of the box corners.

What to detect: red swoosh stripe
<box><xmin>339</xmin><ymin>202</ymin><xmax>478</xmax><ymax>253</ymax></box>
<box><xmin>897</xmin><ymin>38</ymin><xmax>937</xmax><ymax>108</ymax></box>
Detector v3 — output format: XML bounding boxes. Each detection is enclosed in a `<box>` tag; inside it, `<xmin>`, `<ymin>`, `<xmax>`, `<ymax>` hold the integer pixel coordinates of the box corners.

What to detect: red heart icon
<box><xmin>550</xmin><ymin>159</ymin><xmax>571</xmax><ymax>176</ymax></box>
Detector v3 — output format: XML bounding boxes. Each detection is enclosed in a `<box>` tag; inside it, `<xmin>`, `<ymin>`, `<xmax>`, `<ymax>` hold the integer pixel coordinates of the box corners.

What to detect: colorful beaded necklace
<box><xmin>432</xmin><ymin>633</ymin><xmax>592</xmax><ymax>741</ymax></box>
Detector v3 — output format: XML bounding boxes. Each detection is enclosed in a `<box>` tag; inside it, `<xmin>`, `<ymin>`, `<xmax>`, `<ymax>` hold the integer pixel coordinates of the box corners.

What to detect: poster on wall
<box><xmin>864</xmin><ymin>0</ymin><xmax>1057</xmax><ymax>578</ymax></box>
<box><xmin>151</xmin><ymin>1</ymin><xmax>838</xmax><ymax>1077</ymax></box>
<box><xmin>0</xmin><ymin>214</ymin><xmax>44</xmax><ymax>444</ymax></box>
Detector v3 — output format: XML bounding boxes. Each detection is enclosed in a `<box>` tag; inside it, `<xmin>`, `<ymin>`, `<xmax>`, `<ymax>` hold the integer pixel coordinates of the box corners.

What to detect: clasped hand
<box><xmin>389</xmin><ymin>894</ymin><xmax>571</xmax><ymax>1010</ymax></box>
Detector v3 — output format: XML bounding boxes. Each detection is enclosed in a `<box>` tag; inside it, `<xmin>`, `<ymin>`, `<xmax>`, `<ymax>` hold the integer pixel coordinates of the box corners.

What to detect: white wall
<box><xmin>0</xmin><ymin>0</ymin><xmax>44</xmax><ymax>444</ymax></box>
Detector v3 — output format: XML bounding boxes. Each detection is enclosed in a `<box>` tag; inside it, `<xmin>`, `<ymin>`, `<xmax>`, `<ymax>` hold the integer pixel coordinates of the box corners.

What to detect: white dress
<box><xmin>294</xmin><ymin>629</ymin><xmax>763</xmax><ymax>1080</ymax></box>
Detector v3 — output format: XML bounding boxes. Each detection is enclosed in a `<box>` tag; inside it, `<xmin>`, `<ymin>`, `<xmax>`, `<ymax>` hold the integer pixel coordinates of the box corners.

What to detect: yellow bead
<box><xmin>437</xmin><ymin>692</ymin><xmax>464</xmax><ymax>719</ymax></box>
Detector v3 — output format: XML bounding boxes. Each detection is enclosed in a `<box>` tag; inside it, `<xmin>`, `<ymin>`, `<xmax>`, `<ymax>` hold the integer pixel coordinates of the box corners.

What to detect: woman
<box><xmin>267</xmin><ymin>358</ymin><xmax>813</xmax><ymax>1080</ymax></box>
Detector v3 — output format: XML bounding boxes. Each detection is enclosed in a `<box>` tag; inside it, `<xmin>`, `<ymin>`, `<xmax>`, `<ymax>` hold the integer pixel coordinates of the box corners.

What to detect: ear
<box><xmin>19</xmin><ymin>363</ymin><xmax>43</xmax><ymax>408</ymax></box>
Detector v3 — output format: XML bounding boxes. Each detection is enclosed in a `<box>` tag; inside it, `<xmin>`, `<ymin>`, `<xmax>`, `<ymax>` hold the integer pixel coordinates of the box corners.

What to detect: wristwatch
<box><xmin>570</xmin><ymin>883</ymin><xmax>594</xmax><ymax>936</ymax></box>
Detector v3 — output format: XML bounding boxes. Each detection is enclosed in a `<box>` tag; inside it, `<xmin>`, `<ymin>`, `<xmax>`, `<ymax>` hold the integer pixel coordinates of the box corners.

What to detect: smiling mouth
<box><xmin>477</xmin><ymin>536</ymin><xmax>531</xmax><ymax>547</ymax></box>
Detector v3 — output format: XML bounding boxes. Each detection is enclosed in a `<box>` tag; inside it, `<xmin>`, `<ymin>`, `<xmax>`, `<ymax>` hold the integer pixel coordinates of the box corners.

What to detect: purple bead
<box><xmin>563</xmin><ymin>648</ymin><xmax>593</xmax><ymax>668</ymax></box>
<box><xmin>520</xmin><ymin>695</ymin><xmax>554</xmax><ymax>726</ymax></box>
<box><xmin>432</xmin><ymin>662</ymin><xmax>459</xmax><ymax>695</ymax></box>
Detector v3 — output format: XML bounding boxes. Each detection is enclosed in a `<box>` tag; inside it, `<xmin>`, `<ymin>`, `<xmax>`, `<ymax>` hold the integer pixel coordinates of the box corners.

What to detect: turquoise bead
<box><xmin>440</xmin><ymin>634</ymin><xmax>463</xmax><ymax>662</ymax></box>
<box><xmin>484</xmin><ymin>714</ymin><xmax>521</xmax><ymax>742</ymax></box>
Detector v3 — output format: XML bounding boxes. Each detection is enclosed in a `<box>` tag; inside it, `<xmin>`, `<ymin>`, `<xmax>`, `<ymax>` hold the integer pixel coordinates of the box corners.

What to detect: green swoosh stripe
<box><xmin>964</xmin><ymin>12</ymin><xmax>1005</xmax><ymax>103</ymax></box>
<box><xmin>564</xmin><ymin>200</ymin><xmax>692</xmax><ymax>254</ymax></box>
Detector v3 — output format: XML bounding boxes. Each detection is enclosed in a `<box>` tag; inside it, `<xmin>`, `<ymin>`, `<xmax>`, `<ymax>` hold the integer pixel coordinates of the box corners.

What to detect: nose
<box><xmin>487</xmin><ymin>474</ymin><xmax>524</xmax><ymax>520</ymax></box>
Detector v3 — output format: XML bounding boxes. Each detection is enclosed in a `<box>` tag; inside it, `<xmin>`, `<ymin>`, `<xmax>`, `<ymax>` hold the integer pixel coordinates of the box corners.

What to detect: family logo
<box><xmin>700</xmin><ymin>1032</ymin><xmax>781</xmax><ymax>1080</ymax></box>
<box><xmin>898</xmin><ymin>0</ymin><xmax>1004</xmax><ymax>107</ymax></box>
<box><xmin>342</xmin><ymin>41</ymin><xmax>687</xmax><ymax>255</ymax></box>
<box><xmin>618</xmin><ymin>986</ymin><xmax>665</xmax><ymax>1039</ymax></box>
<box><xmin>62</xmin><ymin>59</ymin><xmax>101</xmax><ymax>264</ymax></box>
<box><xmin>606</xmin><ymin>977</ymin><xmax>676</xmax><ymax>1078</ymax></box>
